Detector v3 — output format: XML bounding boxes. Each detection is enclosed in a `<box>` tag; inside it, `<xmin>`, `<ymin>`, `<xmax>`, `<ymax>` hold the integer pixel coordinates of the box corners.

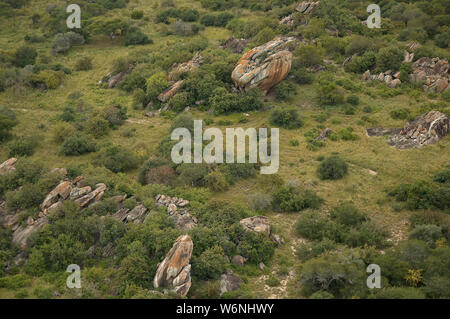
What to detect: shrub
<box><xmin>253</xmin><ymin>27</ymin><xmax>276</xmax><ymax>46</ymax></box>
<box><xmin>345</xmin><ymin>35</ymin><xmax>371</xmax><ymax>56</ymax></box>
<box><xmin>147</xmin><ymin>72</ymin><xmax>169</xmax><ymax>101</ymax></box>
<box><xmin>269</xmin><ymin>108</ymin><xmax>303</xmax><ymax>129</ymax></box>
<box><xmin>200</xmin><ymin>12</ymin><xmax>233</xmax><ymax>27</ymax></box>
<box><xmin>52</xmin><ymin>32</ymin><xmax>85</xmax><ymax>54</ymax></box>
<box><xmin>8</xmin><ymin>136</ymin><xmax>38</xmax><ymax>157</ymax></box>
<box><xmin>275</xmin><ymin>81</ymin><xmax>297</xmax><ymax>101</ymax></box>
<box><xmin>434</xmin><ymin>169</ymin><xmax>450</xmax><ymax>184</ymax></box>
<box><xmin>192</xmin><ymin>246</ymin><xmax>227</xmax><ymax>280</ymax></box>
<box><xmin>375</xmin><ymin>287</ymin><xmax>425</xmax><ymax>299</ymax></box>
<box><xmin>344</xmin><ymin>51</ymin><xmax>376</xmax><ymax>73</ymax></box>
<box><xmin>101</xmin><ymin>104</ymin><xmax>127</xmax><ymax>126</ymax></box>
<box><xmin>61</xmin><ymin>134</ymin><xmax>96</xmax><ymax>156</ymax></box>
<box><xmin>317</xmin><ymin>156</ymin><xmax>348</xmax><ymax>180</ymax></box>
<box><xmin>434</xmin><ymin>33</ymin><xmax>449</xmax><ymax>48</ymax></box>
<box><xmin>390</xmin><ymin>108</ymin><xmax>410</xmax><ymax>120</ymax></box>
<box><xmin>317</xmin><ymin>83</ymin><xmax>344</xmax><ymax>105</ymax></box>
<box><xmin>85</xmin><ymin>116</ymin><xmax>110</xmax><ymax>138</ymax></box>
<box><xmin>168</xmin><ymin>92</ymin><xmax>190</xmax><ymax>112</ymax></box>
<box><xmin>124</xmin><ymin>27</ymin><xmax>152</xmax><ymax>46</ymax></box>
<box><xmin>119</xmin><ymin>72</ymin><xmax>147</xmax><ymax>92</ymax></box>
<box><xmin>0</xmin><ymin>107</ymin><xmax>17</xmax><ymax>141</ymax></box>
<box><xmin>331</xmin><ymin>203</ymin><xmax>368</xmax><ymax>227</ymax></box>
<box><xmin>205</xmin><ymin>170</ymin><xmax>229</xmax><ymax>192</ymax></box>
<box><xmin>293</xmin><ymin>45</ymin><xmax>325</xmax><ymax>68</ymax></box>
<box><xmin>292</xmin><ymin>68</ymin><xmax>314</xmax><ymax>84</ymax></box>
<box><xmin>31</xmin><ymin>70</ymin><xmax>64</xmax><ymax>89</ymax></box>
<box><xmin>346</xmin><ymin>95</ymin><xmax>359</xmax><ymax>106</ymax></box>
<box><xmin>176</xmin><ymin>163</ymin><xmax>209</xmax><ymax>187</ymax></box>
<box><xmin>94</xmin><ymin>145</ymin><xmax>139</xmax><ymax>173</ymax></box>
<box><xmin>376</xmin><ymin>46</ymin><xmax>403</xmax><ymax>72</ymax></box>
<box><xmin>5</xmin><ymin>183</ymin><xmax>46</xmax><ymax>210</ymax></box>
<box><xmin>13</xmin><ymin>46</ymin><xmax>37</xmax><ymax>67</ymax></box>
<box><xmin>145</xmin><ymin>165</ymin><xmax>175</xmax><ymax>186</ymax></box>
<box><xmin>75</xmin><ymin>57</ymin><xmax>93</xmax><ymax>71</ymax></box>
<box><xmin>409</xmin><ymin>225</ymin><xmax>443</xmax><ymax>246</ymax></box>
<box><xmin>131</xmin><ymin>9</ymin><xmax>144</xmax><ymax>20</ymax></box>
<box><xmin>272</xmin><ymin>185</ymin><xmax>322</xmax><ymax>212</ymax></box>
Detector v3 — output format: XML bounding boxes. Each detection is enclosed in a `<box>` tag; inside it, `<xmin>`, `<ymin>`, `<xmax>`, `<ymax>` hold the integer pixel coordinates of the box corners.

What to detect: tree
<box><xmin>269</xmin><ymin>108</ymin><xmax>303</xmax><ymax>129</ymax></box>
<box><xmin>317</xmin><ymin>156</ymin><xmax>348</xmax><ymax>180</ymax></box>
<box><xmin>376</xmin><ymin>46</ymin><xmax>403</xmax><ymax>72</ymax></box>
<box><xmin>192</xmin><ymin>246</ymin><xmax>227</xmax><ymax>280</ymax></box>
<box><xmin>147</xmin><ymin>72</ymin><xmax>169</xmax><ymax>101</ymax></box>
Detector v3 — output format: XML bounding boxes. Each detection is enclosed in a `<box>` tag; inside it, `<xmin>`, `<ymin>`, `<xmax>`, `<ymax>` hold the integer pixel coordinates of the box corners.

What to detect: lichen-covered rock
<box><xmin>231</xmin><ymin>37</ymin><xmax>295</xmax><ymax>94</ymax></box>
<box><xmin>0</xmin><ymin>158</ymin><xmax>17</xmax><ymax>175</ymax></box>
<box><xmin>12</xmin><ymin>216</ymin><xmax>48</xmax><ymax>249</ymax></box>
<box><xmin>296</xmin><ymin>1</ymin><xmax>320</xmax><ymax>14</ymax></box>
<box><xmin>40</xmin><ymin>181</ymin><xmax>72</xmax><ymax>210</ymax></box>
<box><xmin>153</xmin><ymin>235</ymin><xmax>193</xmax><ymax>297</ymax></box>
<box><xmin>158</xmin><ymin>80</ymin><xmax>184</xmax><ymax>103</ymax></box>
<box><xmin>220</xmin><ymin>270</ymin><xmax>243</xmax><ymax>296</ymax></box>
<box><xmin>239</xmin><ymin>216</ymin><xmax>271</xmax><ymax>236</ymax></box>
<box><xmin>155</xmin><ymin>195</ymin><xmax>197</xmax><ymax>230</ymax></box>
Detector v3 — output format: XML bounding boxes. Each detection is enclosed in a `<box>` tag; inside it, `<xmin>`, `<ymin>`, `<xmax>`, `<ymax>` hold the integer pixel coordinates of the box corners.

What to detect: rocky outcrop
<box><xmin>155</xmin><ymin>194</ymin><xmax>197</xmax><ymax>230</ymax></box>
<box><xmin>12</xmin><ymin>216</ymin><xmax>48</xmax><ymax>249</ymax></box>
<box><xmin>315</xmin><ymin>128</ymin><xmax>332</xmax><ymax>142</ymax></box>
<box><xmin>368</xmin><ymin>111</ymin><xmax>450</xmax><ymax>149</ymax></box>
<box><xmin>232</xmin><ymin>37</ymin><xmax>295</xmax><ymax>94</ymax></box>
<box><xmin>362</xmin><ymin>69</ymin><xmax>402</xmax><ymax>88</ymax></box>
<box><xmin>279</xmin><ymin>1</ymin><xmax>320</xmax><ymax>26</ymax></box>
<box><xmin>153</xmin><ymin>235</ymin><xmax>193</xmax><ymax>297</ymax></box>
<box><xmin>232</xmin><ymin>255</ymin><xmax>247</xmax><ymax>266</ymax></box>
<box><xmin>99</xmin><ymin>65</ymin><xmax>134</xmax><ymax>89</ymax></box>
<box><xmin>40</xmin><ymin>178</ymin><xmax>107</xmax><ymax>214</ymax></box>
<box><xmin>240</xmin><ymin>216</ymin><xmax>271</xmax><ymax>236</ymax></box>
<box><xmin>158</xmin><ymin>80</ymin><xmax>184</xmax><ymax>103</ymax></box>
<box><xmin>409</xmin><ymin>57</ymin><xmax>449</xmax><ymax>93</ymax></box>
<box><xmin>112</xmin><ymin>205</ymin><xmax>149</xmax><ymax>224</ymax></box>
<box><xmin>220</xmin><ymin>37</ymin><xmax>250</xmax><ymax>54</ymax></box>
<box><xmin>0</xmin><ymin>158</ymin><xmax>17</xmax><ymax>175</ymax></box>
<box><xmin>168</xmin><ymin>52</ymin><xmax>203</xmax><ymax>81</ymax></box>
<box><xmin>220</xmin><ymin>270</ymin><xmax>243</xmax><ymax>296</ymax></box>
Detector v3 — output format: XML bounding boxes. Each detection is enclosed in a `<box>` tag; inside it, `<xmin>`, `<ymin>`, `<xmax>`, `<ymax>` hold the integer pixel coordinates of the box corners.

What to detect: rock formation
<box><xmin>362</xmin><ymin>69</ymin><xmax>402</xmax><ymax>88</ymax></box>
<box><xmin>155</xmin><ymin>194</ymin><xmax>197</xmax><ymax>230</ymax></box>
<box><xmin>99</xmin><ymin>64</ymin><xmax>134</xmax><ymax>89</ymax></box>
<box><xmin>315</xmin><ymin>128</ymin><xmax>332</xmax><ymax>142</ymax></box>
<box><xmin>220</xmin><ymin>270</ymin><xmax>243</xmax><ymax>296</ymax></box>
<box><xmin>153</xmin><ymin>235</ymin><xmax>193</xmax><ymax>296</ymax></box>
<box><xmin>232</xmin><ymin>37</ymin><xmax>295</xmax><ymax>94</ymax></box>
<box><xmin>239</xmin><ymin>216</ymin><xmax>271</xmax><ymax>236</ymax></box>
<box><xmin>368</xmin><ymin>111</ymin><xmax>450</xmax><ymax>149</ymax></box>
<box><xmin>279</xmin><ymin>1</ymin><xmax>321</xmax><ymax>26</ymax></box>
<box><xmin>158</xmin><ymin>80</ymin><xmax>184</xmax><ymax>103</ymax></box>
<box><xmin>409</xmin><ymin>57</ymin><xmax>449</xmax><ymax>93</ymax></box>
<box><xmin>0</xmin><ymin>158</ymin><xmax>17</xmax><ymax>175</ymax></box>
<box><xmin>12</xmin><ymin>217</ymin><xmax>48</xmax><ymax>249</ymax></box>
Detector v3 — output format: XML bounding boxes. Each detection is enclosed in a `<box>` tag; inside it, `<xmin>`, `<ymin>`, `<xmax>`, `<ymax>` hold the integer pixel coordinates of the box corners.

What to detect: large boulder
<box><xmin>0</xmin><ymin>158</ymin><xmax>17</xmax><ymax>175</ymax></box>
<box><xmin>153</xmin><ymin>235</ymin><xmax>193</xmax><ymax>296</ymax></box>
<box><xmin>220</xmin><ymin>270</ymin><xmax>243</xmax><ymax>296</ymax></box>
<box><xmin>40</xmin><ymin>181</ymin><xmax>72</xmax><ymax>211</ymax></box>
<box><xmin>231</xmin><ymin>37</ymin><xmax>295</xmax><ymax>94</ymax></box>
<box><xmin>239</xmin><ymin>216</ymin><xmax>271</xmax><ymax>236</ymax></box>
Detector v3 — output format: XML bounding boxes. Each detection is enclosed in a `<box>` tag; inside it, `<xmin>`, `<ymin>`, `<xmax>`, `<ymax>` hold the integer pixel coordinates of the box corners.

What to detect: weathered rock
<box><xmin>409</xmin><ymin>57</ymin><xmax>449</xmax><ymax>92</ymax></box>
<box><xmin>41</xmin><ymin>181</ymin><xmax>73</xmax><ymax>210</ymax></box>
<box><xmin>403</xmin><ymin>51</ymin><xmax>414</xmax><ymax>63</ymax></box>
<box><xmin>74</xmin><ymin>183</ymin><xmax>107</xmax><ymax>207</ymax></box>
<box><xmin>156</xmin><ymin>195</ymin><xmax>197</xmax><ymax>230</ymax></box>
<box><xmin>100</xmin><ymin>65</ymin><xmax>134</xmax><ymax>89</ymax></box>
<box><xmin>315</xmin><ymin>128</ymin><xmax>332</xmax><ymax>141</ymax></box>
<box><xmin>0</xmin><ymin>158</ymin><xmax>17</xmax><ymax>175</ymax></box>
<box><xmin>126</xmin><ymin>205</ymin><xmax>148</xmax><ymax>224</ymax></box>
<box><xmin>296</xmin><ymin>1</ymin><xmax>320</xmax><ymax>14</ymax></box>
<box><xmin>12</xmin><ymin>217</ymin><xmax>48</xmax><ymax>249</ymax></box>
<box><xmin>220</xmin><ymin>37</ymin><xmax>251</xmax><ymax>54</ymax></box>
<box><xmin>239</xmin><ymin>216</ymin><xmax>271</xmax><ymax>236</ymax></box>
<box><xmin>69</xmin><ymin>186</ymin><xmax>92</xmax><ymax>200</ymax></box>
<box><xmin>153</xmin><ymin>235</ymin><xmax>193</xmax><ymax>297</ymax></box>
<box><xmin>168</xmin><ymin>52</ymin><xmax>203</xmax><ymax>81</ymax></box>
<box><xmin>232</xmin><ymin>255</ymin><xmax>247</xmax><ymax>266</ymax></box>
<box><xmin>220</xmin><ymin>270</ymin><xmax>243</xmax><ymax>296</ymax></box>
<box><xmin>158</xmin><ymin>80</ymin><xmax>184</xmax><ymax>103</ymax></box>
<box><xmin>50</xmin><ymin>167</ymin><xmax>68</xmax><ymax>176</ymax></box>
<box><xmin>270</xmin><ymin>233</ymin><xmax>285</xmax><ymax>245</ymax></box>
<box><xmin>259</xmin><ymin>262</ymin><xmax>266</xmax><ymax>271</ymax></box>
<box><xmin>232</xmin><ymin>37</ymin><xmax>295</xmax><ymax>94</ymax></box>
<box><xmin>388</xmin><ymin>111</ymin><xmax>450</xmax><ymax>149</ymax></box>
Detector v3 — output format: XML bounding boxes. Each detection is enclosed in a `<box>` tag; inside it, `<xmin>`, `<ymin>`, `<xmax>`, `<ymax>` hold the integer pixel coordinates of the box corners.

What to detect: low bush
<box><xmin>269</xmin><ymin>108</ymin><xmax>303</xmax><ymax>129</ymax></box>
<box><xmin>61</xmin><ymin>134</ymin><xmax>96</xmax><ymax>156</ymax></box>
<box><xmin>317</xmin><ymin>156</ymin><xmax>348</xmax><ymax>180</ymax></box>
<box><xmin>272</xmin><ymin>185</ymin><xmax>322</xmax><ymax>212</ymax></box>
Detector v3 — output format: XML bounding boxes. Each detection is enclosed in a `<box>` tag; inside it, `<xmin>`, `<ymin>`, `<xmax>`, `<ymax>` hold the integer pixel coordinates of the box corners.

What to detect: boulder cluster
<box><xmin>155</xmin><ymin>194</ymin><xmax>197</xmax><ymax>230</ymax></box>
<box><xmin>279</xmin><ymin>1</ymin><xmax>321</xmax><ymax>26</ymax></box>
<box><xmin>409</xmin><ymin>57</ymin><xmax>449</xmax><ymax>93</ymax></box>
<box><xmin>239</xmin><ymin>216</ymin><xmax>284</xmax><ymax>245</ymax></box>
<box><xmin>231</xmin><ymin>36</ymin><xmax>295</xmax><ymax>94</ymax></box>
<box><xmin>362</xmin><ymin>55</ymin><xmax>449</xmax><ymax>93</ymax></box>
<box><xmin>153</xmin><ymin>234</ymin><xmax>193</xmax><ymax>296</ymax></box>
<box><xmin>362</xmin><ymin>69</ymin><xmax>402</xmax><ymax>89</ymax></box>
<box><xmin>368</xmin><ymin>111</ymin><xmax>450</xmax><ymax>149</ymax></box>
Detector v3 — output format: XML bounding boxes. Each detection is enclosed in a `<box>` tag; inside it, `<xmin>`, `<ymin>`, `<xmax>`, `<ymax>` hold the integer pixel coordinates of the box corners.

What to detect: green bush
<box><xmin>376</xmin><ymin>46</ymin><xmax>403</xmax><ymax>72</ymax></box>
<box><xmin>94</xmin><ymin>145</ymin><xmax>139</xmax><ymax>173</ymax></box>
<box><xmin>85</xmin><ymin>116</ymin><xmax>110</xmax><ymax>138</ymax></box>
<box><xmin>272</xmin><ymin>185</ymin><xmax>322</xmax><ymax>212</ymax></box>
<box><xmin>275</xmin><ymin>81</ymin><xmax>297</xmax><ymax>101</ymax></box>
<box><xmin>317</xmin><ymin>156</ymin><xmax>348</xmax><ymax>180</ymax></box>
<box><xmin>205</xmin><ymin>170</ymin><xmax>229</xmax><ymax>192</ymax></box>
<box><xmin>124</xmin><ymin>27</ymin><xmax>152</xmax><ymax>46</ymax></box>
<box><xmin>192</xmin><ymin>246</ymin><xmax>227</xmax><ymax>280</ymax></box>
<box><xmin>292</xmin><ymin>68</ymin><xmax>314</xmax><ymax>84</ymax></box>
<box><xmin>409</xmin><ymin>225</ymin><xmax>443</xmax><ymax>246</ymax></box>
<box><xmin>61</xmin><ymin>134</ymin><xmax>96</xmax><ymax>156</ymax></box>
<box><xmin>346</xmin><ymin>95</ymin><xmax>359</xmax><ymax>106</ymax></box>
<box><xmin>131</xmin><ymin>9</ymin><xmax>144</xmax><ymax>20</ymax></box>
<box><xmin>168</xmin><ymin>92</ymin><xmax>190</xmax><ymax>112</ymax></box>
<box><xmin>344</xmin><ymin>51</ymin><xmax>376</xmax><ymax>73</ymax></box>
<box><xmin>434</xmin><ymin>33</ymin><xmax>449</xmax><ymax>48</ymax></box>
<box><xmin>434</xmin><ymin>169</ymin><xmax>450</xmax><ymax>184</ymax></box>
<box><xmin>0</xmin><ymin>107</ymin><xmax>17</xmax><ymax>141</ymax></box>
<box><xmin>293</xmin><ymin>45</ymin><xmax>325</xmax><ymax>68</ymax></box>
<box><xmin>8</xmin><ymin>136</ymin><xmax>38</xmax><ymax>157</ymax></box>
<box><xmin>390</xmin><ymin>108</ymin><xmax>410</xmax><ymax>120</ymax></box>
<box><xmin>269</xmin><ymin>108</ymin><xmax>303</xmax><ymax>129</ymax></box>
<box><xmin>14</xmin><ymin>46</ymin><xmax>37</xmax><ymax>67</ymax></box>
<box><xmin>317</xmin><ymin>82</ymin><xmax>344</xmax><ymax>106</ymax></box>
